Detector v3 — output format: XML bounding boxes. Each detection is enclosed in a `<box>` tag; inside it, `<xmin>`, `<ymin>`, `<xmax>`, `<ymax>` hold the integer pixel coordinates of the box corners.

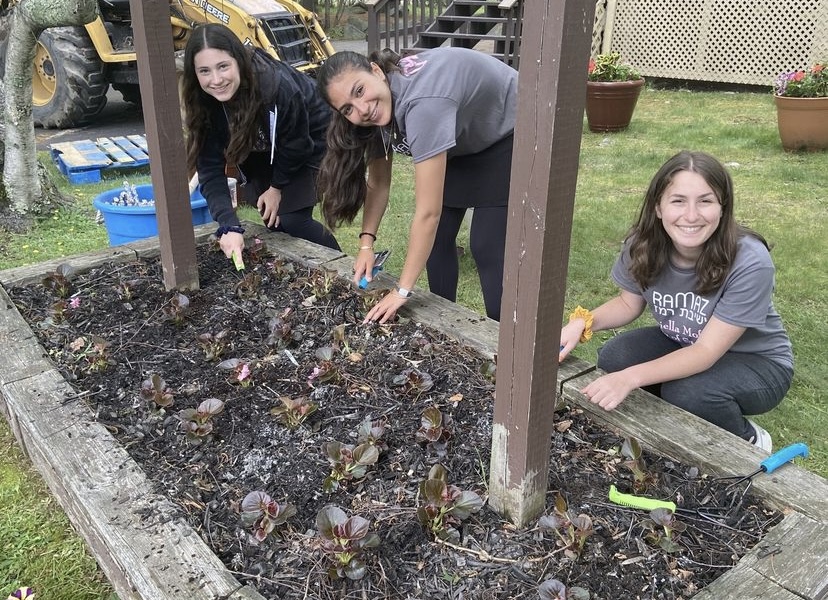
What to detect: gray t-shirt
<box><xmin>611</xmin><ymin>235</ymin><xmax>793</xmax><ymax>368</ymax></box>
<box><xmin>382</xmin><ymin>47</ymin><xmax>517</xmax><ymax>163</ymax></box>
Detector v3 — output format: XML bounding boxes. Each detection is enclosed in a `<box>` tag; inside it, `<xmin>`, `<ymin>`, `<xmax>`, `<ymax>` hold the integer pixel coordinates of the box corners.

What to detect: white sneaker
<box><xmin>747</xmin><ymin>419</ymin><xmax>773</xmax><ymax>453</ymax></box>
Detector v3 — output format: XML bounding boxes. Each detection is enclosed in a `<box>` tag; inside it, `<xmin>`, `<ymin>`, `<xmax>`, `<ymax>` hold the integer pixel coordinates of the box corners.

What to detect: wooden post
<box><xmin>488</xmin><ymin>0</ymin><xmax>595</xmax><ymax>526</ymax></box>
<box><xmin>129</xmin><ymin>0</ymin><xmax>199</xmax><ymax>291</ymax></box>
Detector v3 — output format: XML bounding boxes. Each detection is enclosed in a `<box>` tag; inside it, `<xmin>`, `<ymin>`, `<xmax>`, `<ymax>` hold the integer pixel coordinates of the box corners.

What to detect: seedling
<box><xmin>162</xmin><ymin>293</ymin><xmax>190</xmax><ymax>326</ymax></box>
<box><xmin>538</xmin><ymin>578</ymin><xmax>591</xmax><ymax>600</ymax></box>
<box><xmin>621</xmin><ymin>436</ymin><xmax>655</xmax><ymax>492</ymax></box>
<box><xmin>240</xmin><ymin>491</ymin><xmax>296</xmax><ymax>542</ymax></box>
<box><xmin>140</xmin><ymin>373</ymin><xmax>174</xmax><ymax>408</ymax></box>
<box><xmin>245</xmin><ymin>237</ymin><xmax>269</xmax><ymax>264</ymax></box>
<box><xmin>641</xmin><ymin>507</ymin><xmax>687</xmax><ymax>553</ymax></box>
<box><xmin>68</xmin><ymin>335</ymin><xmax>112</xmax><ymax>373</ymax></box>
<box><xmin>321</xmin><ymin>440</ymin><xmax>379</xmax><ymax>493</ymax></box>
<box><xmin>416</xmin><ymin>464</ymin><xmax>484</xmax><ymax>541</ymax></box>
<box><xmin>197</xmin><ymin>329</ymin><xmax>229</xmax><ymax>361</ymax></box>
<box><xmin>316</xmin><ymin>505</ymin><xmax>380</xmax><ymax>580</ymax></box>
<box><xmin>357</xmin><ymin>417</ymin><xmax>389</xmax><ymax>453</ymax></box>
<box><xmin>538</xmin><ymin>492</ymin><xmax>594</xmax><ymax>560</ymax></box>
<box><xmin>391</xmin><ymin>367</ymin><xmax>434</xmax><ymax>396</ymax></box>
<box><xmin>235</xmin><ymin>272</ymin><xmax>262</xmax><ymax>299</ymax></box>
<box><xmin>270</xmin><ymin>395</ymin><xmax>318</xmax><ymax>429</ymax></box>
<box><xmin>416</xmin><ymin>406</ymin><xmax>453</xmax><ymax>456</ymax></box>
<box><xmin>218</xmin><ymin>358</ymin><xmax>254</xmax><ymax>387</ymax></box>
<box><xmin>308</xmin><ymin>346</ymin><xmax>340</xmax><ymax>385</ymax></box>
<box><xmin>177</xmin><ymin>398</ymin><xmax>225</xmax><ymax>444</ymax></box>
<box><xmin>266</xmin><ymin>309</ymin><xmax>299</xmax><ymax>348</ymax></box>
<box><xmin>42</xmin><ymin>263</ymin><xmax>75</xmax><ymax>298</ymax></box>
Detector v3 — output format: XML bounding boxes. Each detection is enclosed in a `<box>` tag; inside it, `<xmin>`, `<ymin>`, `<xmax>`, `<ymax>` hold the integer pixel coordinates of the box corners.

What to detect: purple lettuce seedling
<box><xmin>315</xmin><ymin>505</ymin><xmax>380</xmax><ymax>580</ymax></box>
<box><xmin>162</xmin><ymin>292</ymin><xmax>190</xmax><ymax>326</ymax></box>
<box><xmin>357</xmin><ymin>417</ymin><xmax>389</xmax><ymax>453</ymax></box>
<box><xmin>235</xmin><ymin>272</ymin><xmax>262</xmax><ymax>299</ymax></box>
<box><xmin>42</xmin><ymin>263</ymin><xmax>75</xmax><ymax>298</ymax></box>
<box><xmin>538</xmin><ymin>578</ymin><xmax>591</xmax><ymax>600</ymax></box>
<box><xmin>308</xmin><ymin>346</ymin><xmax>340</xmax><ymax>385</ymax></box>
<box><xmin>197</xmin><ymin>329</ymin><xmax>229</xmax><ymax>361</ymax></box>
<box><xmin>321</xmin><ymin>441</ymin><xmax>379</xmax><ymax>493</ymax></box>
<box><xmin>68</xmin><ymin>335</ymin><xmax>112</xmax><ymax>373</ymax></box>
<box><xmin>641</xmin><ymin>507</ymin><xmax>687</xmax><ymax>554</ymax></box>
<box><xmin>140</xmin><ymin>373</ymin><xmax>174</xmax><ymax>408</ymax></box>
<box><xmin>392</xmin><ymin>367</ymin><xmax>434</xmax><ymax>396</ymax></box>
<box><xmin>538</xmin><ymin>492</ymin><xmax>594</xmax><ymax>560</ymax></box>
<box><xmin>240</xmin><ymin>491</ymin><xmax>296</xmax><ymax>542</ymax></box>
<box><xmin>416</xmin><ymin>406</ymin><xmax>453</xmax><ymax>456</ymax></box>
<box><xmin>177</xmin><ymin>398</ymin><xmax>225</xmax><ymax>444</ymax></box>
<box><xmin>621</xmin><ymin>436</ymin><xmax>655</xmax><ymax>492</ymax></box>
<box><xmin>270</xmin><ymin>395</ymin><xmax>318</xmax><ymax>429</ymax></box>
<box><xmin>416</xmin><ymin>464</ymin><xmax>484</xmax><ymax>541</ymax></box>
<box><xmin>218</xmin><ymin>358</ymin><xmax>254</xmax><ymax>387</ymax></box>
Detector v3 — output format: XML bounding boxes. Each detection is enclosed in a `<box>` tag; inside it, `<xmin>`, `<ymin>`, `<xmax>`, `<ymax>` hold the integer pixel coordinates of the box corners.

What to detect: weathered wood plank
<box><xmin>691</xmin><ymin>513</ymin><xmax>826</xmax><ymax>600</ymax></box>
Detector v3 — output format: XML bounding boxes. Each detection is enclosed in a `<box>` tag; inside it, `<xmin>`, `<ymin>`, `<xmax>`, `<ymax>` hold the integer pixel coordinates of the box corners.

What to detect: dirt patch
<box><xmin>8</xmin><ymin>242</ymin><xmax>780</xmax><ymax>599</ymax></box>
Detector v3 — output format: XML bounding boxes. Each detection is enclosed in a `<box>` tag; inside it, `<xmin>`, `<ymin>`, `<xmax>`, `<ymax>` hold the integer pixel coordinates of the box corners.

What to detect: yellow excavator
<box><xmin>0</xmin><ymin>0</ymin><xmax>336</xmax><ymax>128</ymax></box>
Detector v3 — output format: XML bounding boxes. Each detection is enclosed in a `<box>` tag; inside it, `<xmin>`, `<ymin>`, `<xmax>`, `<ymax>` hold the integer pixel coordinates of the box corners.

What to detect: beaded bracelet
<box><xmin>216</xmin><ymin>225</ymin><xmax>245</xmax><ymax>237</ymax></box>
<box><xmin>569</xmin><ymin>305</ymin><xmax>594</xmax><ymax>343</ymax></box>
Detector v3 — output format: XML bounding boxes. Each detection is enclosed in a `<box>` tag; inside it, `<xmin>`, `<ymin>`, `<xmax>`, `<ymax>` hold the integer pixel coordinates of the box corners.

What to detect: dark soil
<box><xmin>8</xmin><ymin>242</ymin><xmax>780</xmax><ymax>600</ymax></box>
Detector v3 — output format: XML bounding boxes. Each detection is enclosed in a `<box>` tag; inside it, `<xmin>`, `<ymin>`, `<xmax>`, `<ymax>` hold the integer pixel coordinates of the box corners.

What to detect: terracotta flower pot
<box><xmin>585</xmin><ymin>79</ymin><xmax>645</xmax><ymax>133</ymax></box>
<box><xmin>774</xmin><ymin>95</ymin><xmax>828</xmax><ymax>151</ymax></box>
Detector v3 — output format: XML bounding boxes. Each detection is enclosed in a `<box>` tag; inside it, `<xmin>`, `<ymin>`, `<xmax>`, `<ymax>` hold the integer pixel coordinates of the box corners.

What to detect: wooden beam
<box><xmin>129</xmin><ymin>0</ymin><xmax>199</xmax><ymax>291</ymax></box>
<box><xmin>489</xmin><ymin>0</ymin><xmax>595</xmax><ymax>526</ymax></box>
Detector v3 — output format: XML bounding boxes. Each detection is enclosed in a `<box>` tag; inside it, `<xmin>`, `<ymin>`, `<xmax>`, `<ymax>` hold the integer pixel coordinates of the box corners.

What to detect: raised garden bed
<box><xmin>1</xmin><ymin>224</ymin><xmax>826</xmax><ymax>599</ymax></box>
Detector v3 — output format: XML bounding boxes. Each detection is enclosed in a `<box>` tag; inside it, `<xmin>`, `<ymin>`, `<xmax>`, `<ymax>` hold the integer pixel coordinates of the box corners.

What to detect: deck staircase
<box><xmin>367</xmin><ymin>0</ymin><xmax>523</xmax><ymax>67</ymax></box>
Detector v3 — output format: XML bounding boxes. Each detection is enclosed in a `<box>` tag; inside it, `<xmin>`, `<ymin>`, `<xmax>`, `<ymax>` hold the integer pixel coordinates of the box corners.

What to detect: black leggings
<box><xmin>426</xmin><ymin>205</ymin><xmax>507</xmax><ymax>321</ymax></box>
<box><xmin>270</xmin><ymin>206</ymin><xmax>341</xmax><ymax>251</ymax></box>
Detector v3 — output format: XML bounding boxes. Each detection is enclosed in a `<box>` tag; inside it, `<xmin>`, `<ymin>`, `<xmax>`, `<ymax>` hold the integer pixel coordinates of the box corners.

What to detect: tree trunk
<box><xmin>0</xmin><ymin>0</ymin><xmax>97</xmax><ymax>225</ymax></box>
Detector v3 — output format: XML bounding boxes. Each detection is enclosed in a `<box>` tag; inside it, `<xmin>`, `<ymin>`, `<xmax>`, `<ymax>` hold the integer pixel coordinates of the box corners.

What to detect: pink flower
<box><xmin>69</xmin><ymin>297</ymin><xmax>81</xmax><ymax>309</ymax></box>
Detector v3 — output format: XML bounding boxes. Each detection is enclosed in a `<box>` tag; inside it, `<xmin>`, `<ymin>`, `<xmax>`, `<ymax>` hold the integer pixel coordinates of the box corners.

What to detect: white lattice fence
<box><xmin>596</xmin><ymin>0</ymin><xmax>828</xmax><ymax>86</ymax></box>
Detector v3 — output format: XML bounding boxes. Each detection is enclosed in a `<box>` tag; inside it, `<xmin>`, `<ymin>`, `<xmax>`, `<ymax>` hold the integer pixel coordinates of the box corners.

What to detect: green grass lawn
<box><xmin>0</xmin><ymin>86</ymin><xmax>825</xmax><ymax>597</ymax></box>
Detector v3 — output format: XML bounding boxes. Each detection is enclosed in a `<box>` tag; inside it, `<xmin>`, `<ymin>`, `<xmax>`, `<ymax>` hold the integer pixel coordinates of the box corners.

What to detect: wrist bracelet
<box><xmin>569</xmin><ymin>305</ymin><xmax>594</xmax><ymax>343</ymax></box>
<box><xmin>216</xmin><ymin>225</ymin><xmax>245</xmax><ymax>237</ymax></box>
<box><xmin>359</xmin><ymin>245</ymin><xmax>374</xmax><ymax>251</ymax></box>
<box><xmin>359</xmin><ymin>231</ymin><xmax>377</xmax><ymax>241</ymax></box>
<box><xmin>397</xmin><ymin>287</ymin><xmax>411</xmax><ymax>299</ymax></box>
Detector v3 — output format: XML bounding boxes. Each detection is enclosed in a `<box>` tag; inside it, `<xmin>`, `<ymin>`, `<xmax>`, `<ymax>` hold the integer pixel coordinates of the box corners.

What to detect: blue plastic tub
<box><xmin>93</xmin><ymin>184</ymin><xmax>212</xmax><ymax>246</ymax></box>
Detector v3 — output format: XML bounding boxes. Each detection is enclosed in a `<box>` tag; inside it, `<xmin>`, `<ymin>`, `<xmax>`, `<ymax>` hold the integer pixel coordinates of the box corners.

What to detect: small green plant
<box><xmin>416</xmin><ymin>406</ymin><xmax>453</xmax><ymax>456</ymax></box>
<box><xmin>321</xmin><ymin>440</ymin><xmax>379</xmax><ymax>493</ymax></box>
<box><xmin>245</xmin><ymin>237</ymin><xmax>269</xmax><ymax>264</ymax></box>
<box><xmin>140</xmin><ymin>373</ymin><xmax>174</xmax><ymax>408</ymax></box>
<box><xmin>68</xmin><ymin>335</ymin><xmax>112</xmax><ymax>373</ymax></box>
<box><xmin>641</xmin><ymin>507</ymin><xmax>687</xmax><ymax>553</ymax></box>
<box><xmin>303</xmin><ymin>267</ymin><xmax>338</xmax><ymax>300</ymax></box>
<box><xmin>162</xmin><ymin>292</ymin><xmax>190</xmax><ymax>326</ymax></box>
<box><xmin>537</xmin><ymin>492</ymin><xmax>594</xmax><ymax>560</ymax></box>
<box><xmin>218</xmin><ymin>358</ymin><xmax>254</xmax><ymax>387</ymax></box>
<box><xmin>42</xmin><ymin>263</ymin><xmax>75</xmax><ymax>298</ymax></box>
<box><xmin>177</xmin><ymin>398</ymin><xmax>225</xmax><ymax>444</ymax></box>
<box><xmin>270</xmin><ymin>395</ymin><xmax>318</xmax><ymax>429</ymax></box>
<box><xmin>267</xmin><ymin>257</ymin><xmax>296</xmax><ymax>281</ymax></box>
<box><xmin>416</xmin><ymin>464</ymin><xmax>484</xmax><ymax>541</ymax></box>
<box><xmin>774</xmin><ymin>62</ymin><xmax>828</xmax><ymax>97</ymax></box>
<box><xmin>620</xmin><ymin>436</ymin><xmax>655</xmax><ymax>492</ymax></box>
<box><xmin>479</xmin><ymin>359</ymin><xmax>496</xmax><ymax>382</ymax></box>
<box><xmin>240</xmin><ymin>491</ymin><xmax>296</xmax><ymax>542</ymax></box>
<box><xmin>538</xmin><ymin>578</ymin><xmax>591</xmax><ymax>600</ymax></box>
<box><xmin>587</xmin><ymin>52</ymin><xmax>641</xmax><ymax>82</ymax></box>
<box><xmin>197</xmin><ymin>329</ymin><xmax>229</xmax><ymax>361</ymax></box>
<box><xmin>315</xmin><ymin>505</ymin><xmax>380</xmax><ymax>580</ymax></box>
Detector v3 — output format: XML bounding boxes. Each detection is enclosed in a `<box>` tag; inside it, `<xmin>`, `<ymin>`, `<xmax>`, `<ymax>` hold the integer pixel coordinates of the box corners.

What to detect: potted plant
<box><xmin>93</xmin><ymin>181</ymin><xmax>212</xmax><ymax>246</ymax></box>
<box><xmin>585</xmin><ymin>52</ymin><xmax>645</xmax><ymax>133</ymax></box>
<box><xmin>773</xmin><ymin>62</ymin><xmax>828</xmax><ymax>151</ymax></box>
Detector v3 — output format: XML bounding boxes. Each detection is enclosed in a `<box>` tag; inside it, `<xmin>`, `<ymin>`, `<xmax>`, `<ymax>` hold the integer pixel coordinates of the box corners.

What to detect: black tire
<box><xmin>32</xmin><ymin>26</ymin><xmax>108</xmax><ymax>128</ymax></box>
<box><xmin>112</xmin><ymin>82</ymin><xmax>143</xmax><ymax>106</ymax></box>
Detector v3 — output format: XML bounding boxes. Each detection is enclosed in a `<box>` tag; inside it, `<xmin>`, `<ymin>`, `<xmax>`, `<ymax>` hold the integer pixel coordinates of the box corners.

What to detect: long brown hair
<box><xmin>627</xmin><ymin>151</ymin><xmax>768</xmax><ymax>295</ymax></box>
<box><xmin>182</xmin><ymin>24</ymin><xmax>262</xmax><ymax>173</ymax></box>
<box><xmin>315</xmin><ymin>49</ymin><xmax>400</xmax><ymax>229</ymax></box>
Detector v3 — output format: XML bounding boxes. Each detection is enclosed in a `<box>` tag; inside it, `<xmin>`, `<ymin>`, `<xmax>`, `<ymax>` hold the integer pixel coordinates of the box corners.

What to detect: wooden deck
<box><xmin>1</xmin><ymin>224</ymin><xmax>826</xmax><ymax>599</ymax></box>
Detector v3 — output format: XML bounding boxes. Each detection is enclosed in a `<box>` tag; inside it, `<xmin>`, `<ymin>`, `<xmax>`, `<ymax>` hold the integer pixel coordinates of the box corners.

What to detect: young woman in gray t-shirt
<box><xmin>558</xmin><ymin>151</ymin><xmax>793</xmax><ymax>453</ymax></box>
<box><xmin>316</xmin><ymin>47</ymin><xmax>517</xmax><ymax>323</ymax></box>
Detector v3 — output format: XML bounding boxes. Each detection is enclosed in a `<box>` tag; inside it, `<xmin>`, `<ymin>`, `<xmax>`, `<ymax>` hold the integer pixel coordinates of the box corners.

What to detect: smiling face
<box><xmin>194</xmin><ymin>48</ymin><xmax>241</xmax><ymax>102</ymax></box>
<box><xmin>324</xmin><ymin>64</ymin><xmax>393</xmax><ymax>127</ymax></box>
<box><xmin>656</xmin><ymin>170</ymin><xmax>723</xmax><ymax>267</ymax></box>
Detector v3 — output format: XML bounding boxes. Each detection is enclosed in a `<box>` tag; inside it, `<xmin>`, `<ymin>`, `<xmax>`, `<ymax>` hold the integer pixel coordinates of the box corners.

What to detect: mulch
<box><xmin>7</xmin><ymin>241</ymin><xmax>781</xmax><ymax>599</ymax></box>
